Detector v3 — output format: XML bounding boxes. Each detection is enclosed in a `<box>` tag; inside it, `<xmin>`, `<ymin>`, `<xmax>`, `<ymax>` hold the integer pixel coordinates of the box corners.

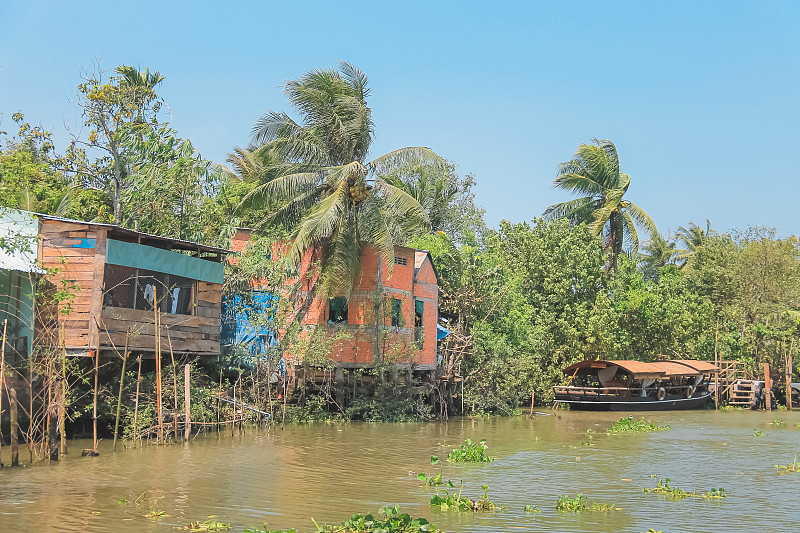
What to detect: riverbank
<box><xmin>1</xmin><ymin>411</ymin><xmax>799</xmax><ymax>532</ymax></box>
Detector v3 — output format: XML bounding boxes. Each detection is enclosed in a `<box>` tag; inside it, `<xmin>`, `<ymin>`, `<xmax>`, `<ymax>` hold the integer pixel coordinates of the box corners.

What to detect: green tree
<box><xmin>383</xmin><ymin>164</ymin><xmax>486</xmax><ymax>244</ymax></box>
<box><xmin>245</xmin><ymin>62</ymin><xmax>446</xmax><ymax>297</ymax></box>
<box><xmin>65</xmin><ymin>64</ymin><xmax>165</xmax><ymax>221</ymax></box>
<box><xmin>675</xmin><ymin>219</ymin><xmax>713</xmax><ymax>266</ymax></box>
<box><xmin>120</xmin><ymin>124</ymin><xmax>225</xmax><ymax>244</ymax></box>
<box><xmin>543</xmin><ymin>139</ymin><xmax>657</xmax><ymax>272</ymax></box>
<box><xmin>639</xmin><ymin>232</ymin><xmax>677</xmax><ymax>280</ymax></box>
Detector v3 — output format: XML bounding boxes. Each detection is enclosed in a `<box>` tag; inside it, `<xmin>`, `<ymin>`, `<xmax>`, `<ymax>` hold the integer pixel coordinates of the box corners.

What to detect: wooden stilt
<box><xmin>787</xmin><ymin>339</ymin><xmax>794</xmax><ymax>411</ymax></box>
<box><xmin>49</xmin><ymin>411</ymin><xmax>58</xmax><ymax>461</ymax></box>
<box><xmin>714</xmin><ymin>318</ymin><xmax>719</xmax><ymax>409</ymax></box>
<box><xmin>764</xmin><ymin>362</ymin><xmax>772</xmax><ymax>411</ymax></box>
<box><xmin>166</xmin><ymin>330</ymin><xmax>178</xmax><ymax>443</ymax></box>
<box><xmin>184</xmin><ymin>364</ymin><xmax>191</xmax><ymax>442</ymax></box>
<box><xmin>133</xmin><ymin>354</ymin><xmax>142</xmax><ymax>448</ymax></box>
<box><xmin>92</xmin><ymin>348</ymin><xmax>99</xmax><ymax>453</ymax></box>
<box><xmin>530</xmin><ymin>390</ymin><xmax>535</xmax><ymax>416</ymax></box>
<box><xmin>113</xmin><ymin>329</ymin><xmax>130</xmax><ymax>451</ymax></box>
<box><xmin>0</xmin><ymin>319</ymin><xmax>6</xmax><ymax>465</ymax></box>
<box><xmin>154</xmin><ymin>287</ymin><xmax>163</xmax><ymax>445</ymax></box>
<box><xmin>10</xmin><ymin>387</ymin><xmax>19</xmax><ymax>467</ymax></box>
<box><xmin>59</xmin><ymin>342</ymin><xmax>67</xmax><ymax>456</ymax></box>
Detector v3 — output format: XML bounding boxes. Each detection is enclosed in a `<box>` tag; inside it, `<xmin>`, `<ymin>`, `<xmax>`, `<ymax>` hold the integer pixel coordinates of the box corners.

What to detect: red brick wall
<box><xmin>230</xmin><ymin>231</ymin><xmax>439</xmax><ymax>367</ymax></box>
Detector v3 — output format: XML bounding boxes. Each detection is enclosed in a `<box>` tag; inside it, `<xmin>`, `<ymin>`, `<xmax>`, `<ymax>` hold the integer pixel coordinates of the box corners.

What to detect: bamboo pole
<box><xmin>112</xmin><ymin>329</ymin><xmax>130</xmax><ymax>451</ymax></box>
<box><xmin>92</xmin><ymin>347</ymin><xmax>99</xmax><ymax>454</ymax></box>
<box><xmin>764</xmin><ymin>362</ymin><xmax>772</xmax><ymax>411</ymax></box>
<box><xmin>786</xmin><ymin>339</ymin><xmax>794</xmax><ymax>411</ymax></box>
<box><xmin>0</xmin><ymin>318</ymin><xmax>6</xmax><ymax>465</ymax></box>
<box><xmin>154</xmin><ymin>287</ymin><xmax>163</xmax><ymax>445</ymax></box>
<box><xmin>9</xmin><ymin>387</ymin><xmax>19</xmax><ymax>466</ymax></box>
<box><xmin>133</xmin><ymin>354</ymin><xmax>142</xmax><ymax>448</ymax></box>
<box><xmin>714</xmin><ymin>317</ymin><xmax>719</xmax><ymax>409</ymax></box>
<box><xmin>59</xmin><ymin>340</ymin><xmax>67</xmax><ymax>456</ymax></box>
<box><xmin>166</xmin><ymin>329</ymin><xmax>178</xmax><ymax>443</ymax></box>
<box><xmin>529</xmin><ymin>390</ymin><xmax>535</xmax><ymax>416</ymax></box>
<box><xmin>184</xmin><ymin>364</ymin><xmax>191</xmax><ymax>442</ymax></box>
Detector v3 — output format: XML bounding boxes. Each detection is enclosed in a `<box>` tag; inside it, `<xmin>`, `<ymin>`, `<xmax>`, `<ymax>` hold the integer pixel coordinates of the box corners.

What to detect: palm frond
<box><xmin>369</xmin><ymin>147</ymin><xmax>446</xmax><ymax>176</ymax></box>
<box><xmin>552</xmin><ymin>173</ymin><xmax>604</xmax><ymax>195</ymax></box>
<box><xmin>542</xmin><ymin>196</ymin><xmax>596</xmax><ymax>222</ymax></box>
<box><xmin>625</xmin><ymin>200</ymin><xmax>657</xmax><ymax>239</ymax></box>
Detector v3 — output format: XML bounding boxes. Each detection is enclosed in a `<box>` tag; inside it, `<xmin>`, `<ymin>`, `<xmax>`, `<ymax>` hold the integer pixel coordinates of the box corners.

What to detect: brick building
<box><xmin>229</xmin><ymin>229</ymin><xmax>439</xmax><ymax>369</ymax></box>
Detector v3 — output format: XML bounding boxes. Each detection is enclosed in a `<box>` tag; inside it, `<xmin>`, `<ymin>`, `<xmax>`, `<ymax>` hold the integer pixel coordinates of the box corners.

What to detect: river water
<box><xmin>1</xmin><ymin>410</ymin><xmax>799</xmax><ymax>532</ymax></box>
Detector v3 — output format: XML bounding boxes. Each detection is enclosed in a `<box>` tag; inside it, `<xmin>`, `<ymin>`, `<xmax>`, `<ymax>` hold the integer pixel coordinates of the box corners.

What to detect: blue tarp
<box><xmin>221</xmin><ymin>291</ymin><xmax>278</xmax><ymax>356</ymax></box>
<box><xmin>436</xmin><ymin>324</ymin><xmax>451</xmax><ymax>341</ymax></box>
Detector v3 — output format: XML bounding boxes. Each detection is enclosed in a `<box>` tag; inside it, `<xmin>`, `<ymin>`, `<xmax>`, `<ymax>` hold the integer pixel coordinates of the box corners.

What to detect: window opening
<box><xmin>329</xmin><ymin>297</ymin><xmax>348</xmax><ymax>324</ymax></box>
<box><xmin>103</xmin><ymin>264</ymin><xmax>196</xmax><ymax>315</ymax></box>
<box><xmin>394</xmin><ymin>256</ymin><xmax>408</xmax><ymax>266</ymax></box>
<box><xmin>391</xmin><ymin>298</ymin><xmax>402</xmax><ymax>327</ymax></box>
<box><xmin>414</xmin><ymin>299</ymin><xmax>424</xmax><ymax>327</ymax></box>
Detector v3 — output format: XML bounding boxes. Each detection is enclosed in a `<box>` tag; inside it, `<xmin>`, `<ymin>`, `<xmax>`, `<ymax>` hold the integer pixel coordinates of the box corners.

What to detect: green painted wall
<box><xmin>105</xmin><ymin>239</ymin><xmax>223</xmax><ymax>284</ymax></box>
<box><xmin>0</xmin><ymin>268</ymin><xmax>35</xmax><ymax>359</ymax></box>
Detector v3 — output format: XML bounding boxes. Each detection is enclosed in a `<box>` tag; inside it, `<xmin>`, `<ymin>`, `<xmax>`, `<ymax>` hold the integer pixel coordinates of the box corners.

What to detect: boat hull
<box><xmin>554</xmin><ymin>391</ymin><xmax>714</xmax><ymax>411</ymax></box>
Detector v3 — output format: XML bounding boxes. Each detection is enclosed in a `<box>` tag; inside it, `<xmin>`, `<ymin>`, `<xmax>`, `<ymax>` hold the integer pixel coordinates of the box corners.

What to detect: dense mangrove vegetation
<box><xmin>1</xmin><ymin>61</ymin><xmax>799</xmax><ymax>439</ymax></box>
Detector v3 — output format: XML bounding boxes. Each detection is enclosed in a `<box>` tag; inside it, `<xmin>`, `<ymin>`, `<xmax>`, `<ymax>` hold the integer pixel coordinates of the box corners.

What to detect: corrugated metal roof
<box><xmin>0</xmin><ymin>253</ymin><xmax>45</xmax><ymax>274</ymax></box>
<box><xmin>35</xmin><ymin>212</ymin><xmax>231</xmax><ymax>255</ymax></box>
<box><xmin>649</xmin><ymin>361</ymin><xmax>702</xmax><ymax>377</ymax></box>
<box><xmin>667</xmin><ymin>360</ymin><xmax>720</xmax><ymax>373</ymax></box>
<box><xmin>564</xmin><ymin>359</ymin><xmax>718</xmax><ymax>378</ymax></box>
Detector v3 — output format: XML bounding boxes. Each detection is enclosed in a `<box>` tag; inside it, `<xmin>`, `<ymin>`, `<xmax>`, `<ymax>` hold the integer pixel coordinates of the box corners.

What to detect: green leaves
<box><xmin>446</xmin><ymin>438</ymin><xmax>495</xmax><ymax>463</ymax></box>
<box><xmin>544</xmin><ymin>139</ymin><xmax>656</xmax><ymax>269</ymax></box>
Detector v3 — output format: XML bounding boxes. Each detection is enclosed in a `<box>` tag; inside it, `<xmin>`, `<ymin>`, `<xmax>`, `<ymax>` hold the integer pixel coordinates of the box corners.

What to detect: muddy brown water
<box><xmin>1</xmin><ymin>410</ymin><xmax>799</xmax><ymax>532</ymax></box>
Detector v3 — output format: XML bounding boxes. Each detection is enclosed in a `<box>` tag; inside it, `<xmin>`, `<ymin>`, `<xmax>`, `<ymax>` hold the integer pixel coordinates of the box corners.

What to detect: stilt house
<box><xmin>33</xmin><ymin>213</ymin><xmax>228</xmax><ymax>359</ymax></box>
<box><xmin>228</xmin><ymin>229</ymin><xmax>439</xmax><ymax>369</ymax></box>
<box><xmin>0</xmin><ymin>209</ymin><xmax>41</xmax><ymax>365</ymax></box>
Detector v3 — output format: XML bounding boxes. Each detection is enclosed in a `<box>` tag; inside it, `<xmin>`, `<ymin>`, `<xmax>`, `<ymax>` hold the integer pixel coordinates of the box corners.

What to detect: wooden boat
<box><xmin>553</xmin><ymin>359</ymin><xmax>720</xmax><ymax>411</ymax></box>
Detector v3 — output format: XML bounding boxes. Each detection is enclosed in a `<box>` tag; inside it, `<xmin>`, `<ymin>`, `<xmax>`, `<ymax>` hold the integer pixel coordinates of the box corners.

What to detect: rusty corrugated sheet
<box><xmin>666</xmin><ymin>359</ymin><xmax>720</xmax><ymax>373</ymax></box>
<box><xmin>649</xmin><ymin>361</ymin><xmax>702</xmax><ymax>377</ymax></box>
<box><xmin>563</xmin><ymin>359</ymin><xmax>718</xmax><ymax>377</ymax></box>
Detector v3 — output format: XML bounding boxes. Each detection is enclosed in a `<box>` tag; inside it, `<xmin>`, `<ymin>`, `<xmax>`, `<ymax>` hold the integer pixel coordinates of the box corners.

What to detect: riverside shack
<box><xmin>228</xmin><ymin>228</ymin><xmax>439</xmax><ymax>369</ymax></box>
<box><xmin>35</xmin><ymin>213</ymin><xmax>228</xmax><ymax>359</ymax></box>
<box><xmin>0</xmin><ymin>209</ymin><xmax>41</xmax><ymax>364</ymax></box>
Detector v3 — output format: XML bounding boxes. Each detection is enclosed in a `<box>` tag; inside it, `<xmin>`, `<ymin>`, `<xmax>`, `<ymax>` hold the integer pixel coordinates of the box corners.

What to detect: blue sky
<box><xmin>1</xmin><ymin>1</ymin><xmax>798</xmax><ymax>236</ymax></box>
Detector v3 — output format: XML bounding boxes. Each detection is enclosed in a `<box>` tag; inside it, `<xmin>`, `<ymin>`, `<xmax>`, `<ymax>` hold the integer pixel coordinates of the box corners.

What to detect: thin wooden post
<box><xmin>113</xmin><ymin>329</ymin><xmax>130</xmax><ymax>451</ymax></box>
<box><xmin>154</xmin><ymin>287</ymin><xmax>163</xmax><ymax>445</ymax></box>
<box><xmin>133</xmin><ymin>354</ymin><xmax>142</xmax><ymax>447</ymax></box>
<box><xmin>10</xmin><ymin>387</ymin><xmax>19</xmax><ymax>467</ymax></box>
<box><xmin>166</xmin><ymin>330</ymin><xmax>179</xmax><ymax>443</ymax></box>
<box><xmin>529</xmin><ymin>390</ymin><xmax>535</xmax><ymax>416</ymax></box>
<box><xmin>184</xmin><ymin>364</ymin><xmax>191</xmax><ymax>441</ymax></box>
<box><xmin>92</xmin><ymin>347</ymin><xmax>99</xmax><ymax>453</ymax></box>
<box><xmin>714</xmin><ymin>317</ymin><xmax>719</xmax><ymax>409</ymax></box>
<box><xmin>0</xmin><ymin>318</ymin><xmax>6</xmax><ymax>465</ymax></box>
<box><xmin>49</xmin><ymin>410</ymin><xmax>58</xmax><ymax>461</ymax></box>
<box><xmin>786</xmin><ymin>339</ymin><xmax>794</xmax><ymax>411</ymax></box>
<box><xmin>764</xmin><ymin>362</ymin><xmax>772</xmax><ymax>411</ymax></box>
<box><xmin>60</xmin><ymin>342</ymin><xmax>68</xmax><ymax>456</ymax></box>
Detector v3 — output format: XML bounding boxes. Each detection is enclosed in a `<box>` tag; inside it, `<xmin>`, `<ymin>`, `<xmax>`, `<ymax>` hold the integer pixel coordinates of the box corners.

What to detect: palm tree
<box><xmin>244</xmin><ymin>62</ymin><xmax>445</xmax><ymax>298</ymax></box>
<box><xmin>639</xmin><ymin>232</ymin><xmax>677</xmax><ymax>279</ymax></box>
<box><xmin>543</xmin><ymin>139</ymin><xmax>657</xmax><ymax>272</ymax></box>
<box><xmin>675</xmin><ymin>219</ymin><xmax>713</xmax><ymax>267</ymax></box>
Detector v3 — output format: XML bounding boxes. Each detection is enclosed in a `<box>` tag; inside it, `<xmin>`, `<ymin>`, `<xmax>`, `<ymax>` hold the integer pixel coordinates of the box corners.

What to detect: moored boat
<box><xmin>553</xmin><ymin>359</ymin><xmax>720</xmax><ymax>411</ymax></box>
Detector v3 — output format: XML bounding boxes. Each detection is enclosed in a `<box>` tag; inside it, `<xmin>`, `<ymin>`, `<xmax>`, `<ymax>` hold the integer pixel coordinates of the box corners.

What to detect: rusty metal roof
<box><xmin>666</xmin><ymin>359</ymin><xmax>720</xmax><ymax>373</ymax></box>
<box><xmin>649</xmin><ymin>361</ymin><xmax>702</xmax><ymax>377</ymax></box>
<box><xmin>564</xmin><ymin>359</ymin><xmax>718</xmax><ymax>378</ymax></box>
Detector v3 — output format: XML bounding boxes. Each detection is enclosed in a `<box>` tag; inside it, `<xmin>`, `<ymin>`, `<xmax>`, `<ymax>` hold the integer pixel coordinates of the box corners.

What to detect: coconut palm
<box><xmin>244</xmin><ymin>62</ymin><xmax>445</xmax><ymax>297</ymax></box>
<box><xmin>675</xmin><ymin>219</ymin><xmax>713</xmax><ymax>267</ymax></box>
<box><xmin>543</xmin><ymin>139</ymin><xmax>657</xmax><ymax>272</ymax></box>
<box><xmin>639</xmin><ymin>232</ymin><xmax>677</xmax><ymax>279</ymax></box>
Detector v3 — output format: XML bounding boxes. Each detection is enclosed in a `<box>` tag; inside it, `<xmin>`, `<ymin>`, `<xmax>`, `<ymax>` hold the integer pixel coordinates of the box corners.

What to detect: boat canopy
<box><xmin>563</xmin><ymin>359</ymin><xmax>719</xmax><ymax>380</ymax></box>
